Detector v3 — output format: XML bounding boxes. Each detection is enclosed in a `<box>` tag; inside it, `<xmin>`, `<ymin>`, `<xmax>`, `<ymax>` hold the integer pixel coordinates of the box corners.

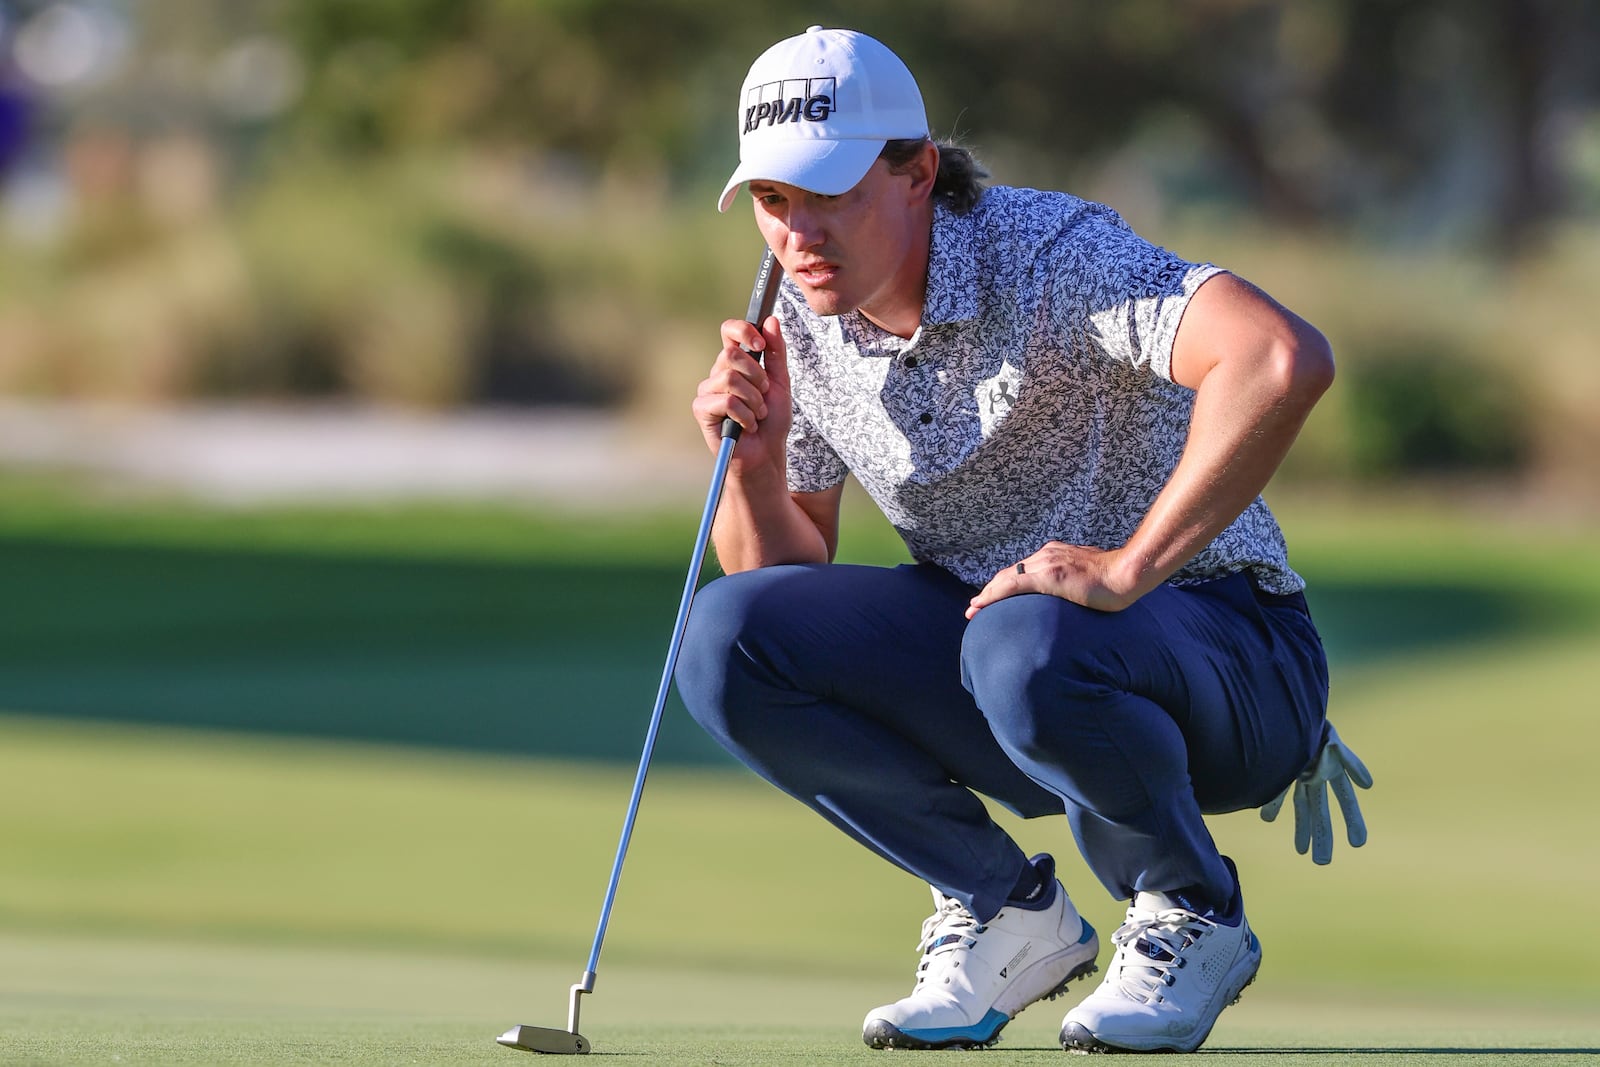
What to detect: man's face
<box><xmin>747</xmin><ymin>158</ymin><xmax>931</xmax><ymax>333</ymax></box>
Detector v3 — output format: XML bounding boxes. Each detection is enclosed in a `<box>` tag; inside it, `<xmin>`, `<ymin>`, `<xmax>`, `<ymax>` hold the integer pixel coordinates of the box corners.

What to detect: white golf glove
<box><xmin>1259</xmin><ymin>722</ymin><xmax>1373</xmax><ymax>864</ymax></box>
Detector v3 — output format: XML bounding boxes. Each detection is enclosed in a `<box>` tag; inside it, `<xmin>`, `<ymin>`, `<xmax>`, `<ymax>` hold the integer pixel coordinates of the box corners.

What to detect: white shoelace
<box><xmin>912</xmin><ymin>895</ymin><xmax>984</xmax><ymax>988</ymax></box>
<box><xmin>1107</xmin><ymin>907</ymin><xmax>1214</xmax><ymax>1004</ymax></box>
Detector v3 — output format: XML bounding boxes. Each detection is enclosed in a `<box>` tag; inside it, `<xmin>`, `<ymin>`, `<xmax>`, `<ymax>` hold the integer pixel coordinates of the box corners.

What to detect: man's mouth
<box><xmin>793</xmin><ymin>261</ymin><xmax>840</xmax><ymax>286</ymax></box>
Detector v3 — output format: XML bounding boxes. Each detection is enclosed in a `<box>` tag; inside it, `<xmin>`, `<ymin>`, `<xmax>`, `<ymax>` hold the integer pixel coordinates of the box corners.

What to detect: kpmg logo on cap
<box><xmin>743</xmin><ymin>77</ymin><xmax>836</xmax><ymax>134</ymax></box>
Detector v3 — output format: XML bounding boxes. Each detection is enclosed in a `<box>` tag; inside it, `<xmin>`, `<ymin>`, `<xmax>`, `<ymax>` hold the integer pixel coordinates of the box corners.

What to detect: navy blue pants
<box><xmin>675</xmin><ymin>562</ymin><xmax>1328</xmax><ymax>922</ymax></box>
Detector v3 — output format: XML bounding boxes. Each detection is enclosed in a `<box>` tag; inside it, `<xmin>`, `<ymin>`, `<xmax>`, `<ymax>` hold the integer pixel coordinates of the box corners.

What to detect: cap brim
<box><xmin>717</xmin><ymin>137</ymin><xmax>886</xmax><ymax>212</ymax></box>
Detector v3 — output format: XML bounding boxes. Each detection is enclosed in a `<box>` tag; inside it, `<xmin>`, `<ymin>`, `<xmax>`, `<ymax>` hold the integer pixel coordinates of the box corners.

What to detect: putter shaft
<box><xmin>498</xmin><ymin>248</ymin><xmax>782</xmax><ymax>1055</ymax></box>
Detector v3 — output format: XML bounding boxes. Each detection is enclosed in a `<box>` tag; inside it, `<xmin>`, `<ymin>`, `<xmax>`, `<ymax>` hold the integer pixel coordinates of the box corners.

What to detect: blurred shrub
<box><xmin>1188</xmin><ymin>224</ymin><xmax>1594</xmax><ymax>496</ymax></box>
<box><xmin>1342</xmin><ymin>339</ymin><xmax>1533</xmax><ymax>478</ymax></box>
<box><xmin>5</xmin><ymin>145</ymin><xmax>1596</xmax><ymax>507</ymax></box>
<box><xmin>0</xmin><ymin>149</ymin><xmax>640</xmax><ymax>410</ymax></box>
<box><xmin>0</xmin><ymin>166</ymin><xmax>1590</xmax><ymax>496</ymax></box>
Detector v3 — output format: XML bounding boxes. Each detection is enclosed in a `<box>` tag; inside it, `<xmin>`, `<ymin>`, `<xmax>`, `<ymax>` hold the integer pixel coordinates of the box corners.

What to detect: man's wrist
<box><xmin>1107</xmin><ymin>544</ymin><xmax>1162</xmax><ymax>604</ymax></box>
<box><xmin>728</xmin><ymin>451</ymin><xmax>790</xmax><ymax>495</ymax></box>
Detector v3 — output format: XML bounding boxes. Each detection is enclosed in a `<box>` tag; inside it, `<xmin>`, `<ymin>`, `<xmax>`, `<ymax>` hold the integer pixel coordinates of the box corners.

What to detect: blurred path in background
<box><xmin>0</xmin><ymin>401</ymin><xmax>706</xmax><ymax>507</ymax></box>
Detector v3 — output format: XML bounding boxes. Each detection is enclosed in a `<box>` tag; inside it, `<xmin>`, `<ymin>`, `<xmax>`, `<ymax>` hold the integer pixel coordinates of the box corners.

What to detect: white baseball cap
<box><xmin>717</xmin><ymin>26</ymin><xmax>928</xmax><ymax>212</ymax></box>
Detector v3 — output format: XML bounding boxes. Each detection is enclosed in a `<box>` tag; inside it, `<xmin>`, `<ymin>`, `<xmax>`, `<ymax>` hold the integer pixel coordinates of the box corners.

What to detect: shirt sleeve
<box><xmin>1050</xmin><ymin>207</ymin><xmax>1223</xmax><ymax>382</ymax></box>
<box><xmin>785</xmin><ymin>399</ymin><xmax>849</xmax><ymax>493</ymax></box>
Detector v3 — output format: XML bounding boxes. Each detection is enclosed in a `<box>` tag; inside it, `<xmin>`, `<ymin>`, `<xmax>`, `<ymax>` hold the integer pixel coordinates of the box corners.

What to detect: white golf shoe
<box><xmin>1059</xmin><ymin>878</ymin><xmax>1261</xmax><ymax>1053</ymax></box>
<box><xmin>862</xmin><ymin>857</ymin><xmax>1099</xmax><ymax>1050</ymax></box>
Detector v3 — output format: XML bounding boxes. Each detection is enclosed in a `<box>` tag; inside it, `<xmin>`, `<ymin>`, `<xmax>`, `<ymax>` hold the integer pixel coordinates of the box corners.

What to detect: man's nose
<box><xmin>785</xmin><ymin>206</ymin><xmax>825</xmax><ymax>250</ymax></box>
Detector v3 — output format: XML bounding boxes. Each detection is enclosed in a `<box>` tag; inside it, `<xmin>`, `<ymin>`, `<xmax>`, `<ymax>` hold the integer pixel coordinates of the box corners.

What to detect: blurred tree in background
<box><xmin>1</xmin><ymin>0</ymin><xmax>1597</xmax><ymax>493</ymax></box>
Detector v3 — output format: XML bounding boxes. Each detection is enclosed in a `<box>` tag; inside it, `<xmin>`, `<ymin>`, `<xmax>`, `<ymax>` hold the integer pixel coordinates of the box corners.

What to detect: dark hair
<box><xmin>879</xmin><ymin>137</ymin><xmax>989</xmax><ymax>215</ymax></box>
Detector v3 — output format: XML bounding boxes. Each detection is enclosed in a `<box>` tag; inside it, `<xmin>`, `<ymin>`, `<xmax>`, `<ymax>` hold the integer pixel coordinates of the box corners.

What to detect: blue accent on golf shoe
<box><xmin>870</xmin><ymin>1007</ymin><xmax>1010</xmax><ymax>1049</ymax></box>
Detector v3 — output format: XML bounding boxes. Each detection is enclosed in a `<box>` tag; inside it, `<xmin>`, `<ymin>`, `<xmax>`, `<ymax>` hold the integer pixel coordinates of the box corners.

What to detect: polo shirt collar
<box><xmin>920</xmin><ymin>200</ymin><xmax>980</xmax><ymax>326</ymax></box>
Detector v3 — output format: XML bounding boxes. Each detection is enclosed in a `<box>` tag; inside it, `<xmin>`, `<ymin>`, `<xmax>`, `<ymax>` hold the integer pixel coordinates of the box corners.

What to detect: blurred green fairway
<box><xmin>3</xmin><ymin>481</ymin><xmax>1599</xmax><ymax>1063</ymax></box>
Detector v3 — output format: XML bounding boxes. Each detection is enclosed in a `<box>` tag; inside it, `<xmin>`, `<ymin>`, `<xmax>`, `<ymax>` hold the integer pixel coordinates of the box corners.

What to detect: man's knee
<box><xmin>675</xmin><ymin>567</ymin><xmax>802</xmax><ymax>737</ymax></box>
<box><xmin>960</xmin><ymin>595</ymin><xmax>1140</xmax><ymax>757</ymax></box>
<box><xmin>675</xmin><ymin>571</ymin><xmax>757</xmax><ymax>731</ymax></box>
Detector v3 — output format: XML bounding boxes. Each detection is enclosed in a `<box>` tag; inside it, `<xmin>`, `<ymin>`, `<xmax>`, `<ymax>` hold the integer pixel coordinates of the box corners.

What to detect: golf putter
<box><xmin>498</xmin><ymin>247</ymin><xmax>782</xmax><ymax>1055</ymax></box>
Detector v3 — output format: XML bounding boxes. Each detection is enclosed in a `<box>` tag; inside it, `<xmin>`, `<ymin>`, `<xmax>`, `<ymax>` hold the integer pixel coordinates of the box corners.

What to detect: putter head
<box><xmin>497</xmin><ymin>1025</ymin><xmax>590</xmax><ymax>1055</ymax></box>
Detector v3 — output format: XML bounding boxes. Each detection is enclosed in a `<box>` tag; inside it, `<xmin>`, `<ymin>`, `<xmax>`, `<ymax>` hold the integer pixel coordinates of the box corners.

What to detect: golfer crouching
<box><xmin>676</xmin><ymin>26</ymin><xmax>1372</xmax><ymax>1054</ymax></box>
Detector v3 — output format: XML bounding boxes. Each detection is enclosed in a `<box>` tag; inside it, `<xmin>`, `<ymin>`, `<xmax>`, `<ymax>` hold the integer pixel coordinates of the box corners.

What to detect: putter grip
<box><xmin>720</xmin><ymin>248</ymin><xmax>782</xmax><ymax>441</ymax></box>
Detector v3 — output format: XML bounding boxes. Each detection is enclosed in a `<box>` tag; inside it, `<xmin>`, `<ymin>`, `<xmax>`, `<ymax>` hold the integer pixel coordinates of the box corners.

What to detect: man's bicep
<box><xmin>1170</xmin><ymin>272</ymin><xmax>1309</xmax><ymax>391</ymax></box>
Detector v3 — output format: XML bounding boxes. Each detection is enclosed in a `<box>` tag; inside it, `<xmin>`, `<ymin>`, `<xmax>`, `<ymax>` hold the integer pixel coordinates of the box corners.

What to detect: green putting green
<box><xmin>2</xmin><ymin>485</ymin><xmax>1597</xmax><ymax>1062</ymax></box>
<box><xmin>3</xmin><ymin>928</ymin><xmax>1598</xmax><ymax>1064</ymax></box>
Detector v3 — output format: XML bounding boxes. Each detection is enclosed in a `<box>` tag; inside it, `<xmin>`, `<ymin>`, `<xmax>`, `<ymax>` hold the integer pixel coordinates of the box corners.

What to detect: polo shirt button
<box><xmin>904</xmin><ymin>356</ymin><xmax>919</xmax><ymax>369</ymax></box>
<box><xmin>919</xmin><ymin>412</ymin><xmax>933</xmax><ymax>425</ymax></box>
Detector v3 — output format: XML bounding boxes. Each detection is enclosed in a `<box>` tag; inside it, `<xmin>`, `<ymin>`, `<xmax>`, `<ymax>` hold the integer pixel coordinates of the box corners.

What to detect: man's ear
<box><xmin>906</xmin><ymin>140</ymin><xmax>939</xmax><ymax>203</ymax></box>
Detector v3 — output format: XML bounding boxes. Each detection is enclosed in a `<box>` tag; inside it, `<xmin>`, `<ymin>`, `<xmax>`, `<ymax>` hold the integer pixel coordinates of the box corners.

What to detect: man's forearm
<box><xmin>1118</xmin><ymin>332</ymin><xmax>1333</xmax><ymax>597</ymax></box>
<box><xmin>710</xmin><ymin>467</ymin><xmax>833</xmax><ymax>573</ymax></box>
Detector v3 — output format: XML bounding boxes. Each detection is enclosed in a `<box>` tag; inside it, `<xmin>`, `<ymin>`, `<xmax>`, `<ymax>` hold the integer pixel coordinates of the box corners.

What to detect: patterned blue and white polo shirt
<box><xmin>776</xmin><ymin>184</ymin><xmax>1304</xmax><ymax>595</ymax></box>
